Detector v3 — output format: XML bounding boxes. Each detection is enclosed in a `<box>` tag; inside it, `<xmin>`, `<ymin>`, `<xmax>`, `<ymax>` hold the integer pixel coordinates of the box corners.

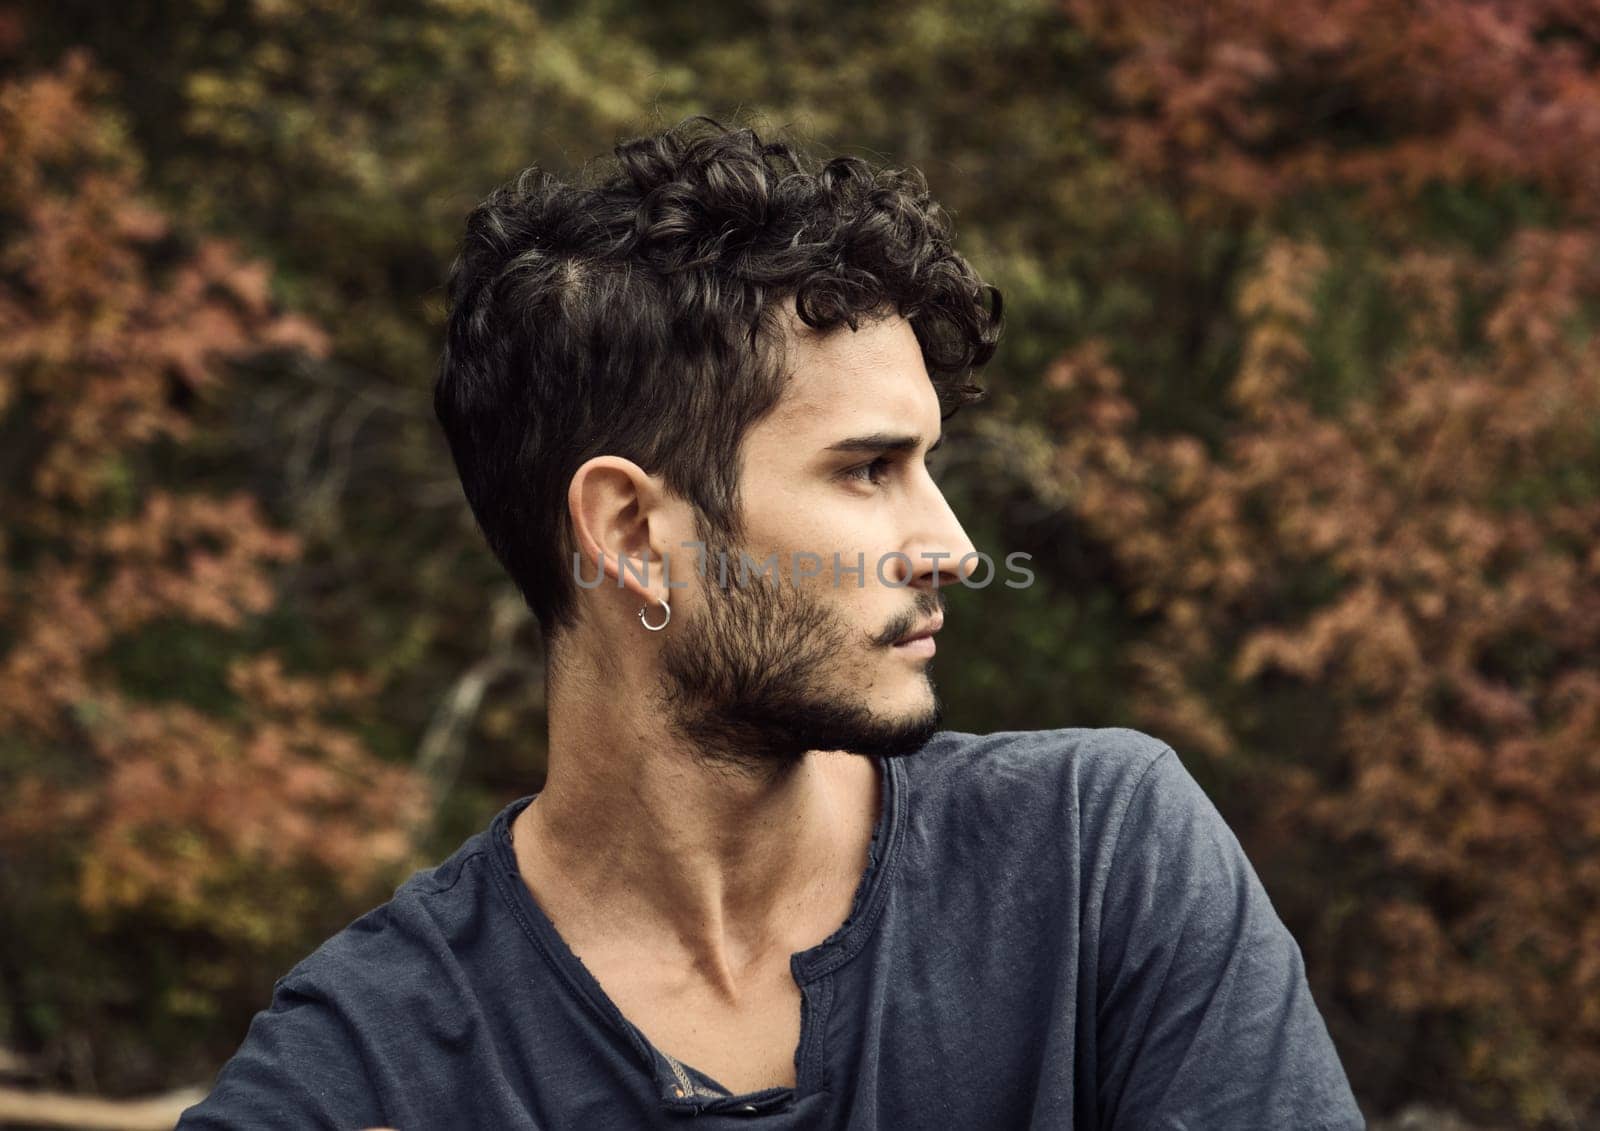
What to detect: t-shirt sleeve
<box><xmin>175</xmin><ymin>975</ymin><xmax>387</xmax><ymax>1131</ymax></box>
<box><xmin>1094</xmin><ymin>746</ymin><xmax>1365</xmax><ymax>1131</ymax></box>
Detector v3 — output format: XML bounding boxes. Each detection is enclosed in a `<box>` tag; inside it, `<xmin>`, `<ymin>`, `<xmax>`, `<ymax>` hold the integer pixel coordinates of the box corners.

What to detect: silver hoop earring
<box><xmin>638</xmin><ymin>598</ymin><xmax>671</xmax><ymax>631</ymax></box>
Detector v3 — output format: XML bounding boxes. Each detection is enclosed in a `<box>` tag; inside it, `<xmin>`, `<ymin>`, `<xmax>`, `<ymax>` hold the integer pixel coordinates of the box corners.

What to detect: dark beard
<box><xmin>655</xmin><ymin>559</ymin><xmax>943</xmax><ymax>781</ymax></box>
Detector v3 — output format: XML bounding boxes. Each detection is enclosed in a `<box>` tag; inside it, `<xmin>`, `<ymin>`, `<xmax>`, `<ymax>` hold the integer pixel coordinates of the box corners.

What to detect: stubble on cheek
<box><xmin>652</xmin><ymin>565</ymin><xmax>901</xmax><ymax>771</ymax></box>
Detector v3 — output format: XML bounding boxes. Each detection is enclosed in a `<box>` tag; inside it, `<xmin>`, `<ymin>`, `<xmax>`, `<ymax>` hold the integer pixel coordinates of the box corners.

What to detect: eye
<box><xmin>844</xmin><ymin>456</ymin><xmax>894</xmax><ymax>485</ymax></box>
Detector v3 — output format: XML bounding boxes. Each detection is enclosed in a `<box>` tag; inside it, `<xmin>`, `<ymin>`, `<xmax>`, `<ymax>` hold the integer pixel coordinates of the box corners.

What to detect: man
<box><xmin>178</xmin><ymin>118</ymin><xmax>1364</xmax><ymax>1129</ymax></box>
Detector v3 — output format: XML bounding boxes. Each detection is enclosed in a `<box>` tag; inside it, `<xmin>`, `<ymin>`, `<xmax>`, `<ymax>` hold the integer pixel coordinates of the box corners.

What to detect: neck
<box><xmin>510</xmin><ymin>658</ymin><xmax>882</xmax><ymax>999</ymax></box>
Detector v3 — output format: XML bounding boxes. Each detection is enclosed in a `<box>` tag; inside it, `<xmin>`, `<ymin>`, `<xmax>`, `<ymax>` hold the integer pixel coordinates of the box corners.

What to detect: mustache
<box><xmin>871</xmin><ymin>589</ymin><xmax>946</xmax><ymax>648</ymax></box>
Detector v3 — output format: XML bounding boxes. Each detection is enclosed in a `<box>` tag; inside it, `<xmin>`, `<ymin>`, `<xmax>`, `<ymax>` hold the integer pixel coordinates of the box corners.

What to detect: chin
<box><xmin>864</xmin><ymin>694</ymin><xmax>943</xmax><ymax>759</ymax></box>
<box><xmin>890</xmin><ymin>671</ymin><xmax>938</xmax><ymax>710</ymax></box>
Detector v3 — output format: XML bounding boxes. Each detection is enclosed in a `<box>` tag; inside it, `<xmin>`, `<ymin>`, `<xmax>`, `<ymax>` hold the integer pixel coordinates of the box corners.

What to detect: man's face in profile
<box><xmin>653</xmin><ymin>307</ymin><xmax>977</xmax><ymax>772</ymax></box>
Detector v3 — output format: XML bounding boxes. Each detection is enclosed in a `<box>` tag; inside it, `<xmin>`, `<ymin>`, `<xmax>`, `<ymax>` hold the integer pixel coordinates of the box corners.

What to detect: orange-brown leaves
<box><xmin>1031</xmin><ymin>229</ymin><xmax>1600</xmax><ymax>1117</ymax></box>
<box><xmin>0</xmin><ymin>55</ymin><xmax>423</xmax><ymax>949</ymax></box>
<box><xmin>1068</xmin><ymin>0</ymin><xmax>1600</xmax><ymax>218</ymax></box>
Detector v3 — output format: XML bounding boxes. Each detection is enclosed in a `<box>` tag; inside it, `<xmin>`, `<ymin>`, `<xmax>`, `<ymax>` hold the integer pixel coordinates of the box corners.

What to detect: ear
<box><xmin>567</xmin><ymin>456</ymin><xmax>681</xmax><ymax>605</ymax></box>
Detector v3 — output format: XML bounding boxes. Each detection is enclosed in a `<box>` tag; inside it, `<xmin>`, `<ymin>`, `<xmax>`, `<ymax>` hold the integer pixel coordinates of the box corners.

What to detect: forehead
<box><xmin>757</xmin><ymin>309</ymin><xmax>939</xmax><ymax>443</ymax></box>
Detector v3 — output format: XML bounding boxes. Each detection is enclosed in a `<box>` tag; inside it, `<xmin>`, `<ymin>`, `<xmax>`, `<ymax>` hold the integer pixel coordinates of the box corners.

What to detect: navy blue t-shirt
<box><xmin>177</xmin><ymin>727</ymin><xmax>1365</xmax><ymax>1129</ymax></box>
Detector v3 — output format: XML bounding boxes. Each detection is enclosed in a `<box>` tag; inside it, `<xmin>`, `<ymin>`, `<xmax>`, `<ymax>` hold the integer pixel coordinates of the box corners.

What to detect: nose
<box><xmin>896</xmin><ymin>474</ymin><xmax>979</xmax><ymax>591</ymax></box>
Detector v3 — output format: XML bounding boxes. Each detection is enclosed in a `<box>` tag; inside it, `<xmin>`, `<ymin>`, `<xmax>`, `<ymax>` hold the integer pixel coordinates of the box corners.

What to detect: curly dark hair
<box><xmin>433</xmin><ymin>116</ymin><xmax>1003</xmax><ymax>643</ymax></box>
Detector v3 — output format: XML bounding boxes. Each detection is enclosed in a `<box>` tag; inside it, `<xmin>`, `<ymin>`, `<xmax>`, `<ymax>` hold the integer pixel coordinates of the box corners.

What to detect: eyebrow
<box><xmin>824</xmin><ymin>431</ymin><xmax>945</xmax><ymax>456</ymax></box>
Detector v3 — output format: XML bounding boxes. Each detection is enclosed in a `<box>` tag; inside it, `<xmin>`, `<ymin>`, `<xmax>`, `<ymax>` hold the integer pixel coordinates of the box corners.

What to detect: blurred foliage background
<box><xmin>2</xmin><ymin>0</ymin><xmax>1598</xmax><ymax>1126</ymax></box>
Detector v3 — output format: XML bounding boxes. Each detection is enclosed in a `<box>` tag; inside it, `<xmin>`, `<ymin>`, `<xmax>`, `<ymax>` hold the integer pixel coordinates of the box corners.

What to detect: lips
<box><xmin>893</xmin><ymin>613</ymin><xmax>945</xmax><ymax>646</ymax></box>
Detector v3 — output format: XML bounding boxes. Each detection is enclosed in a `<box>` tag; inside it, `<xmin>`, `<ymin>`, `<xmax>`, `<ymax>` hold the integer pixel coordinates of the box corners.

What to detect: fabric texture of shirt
<box><xmin>176</xmin><ymin>726</ymin><xmax>1366</xmax><ymax>1129</ymax></box>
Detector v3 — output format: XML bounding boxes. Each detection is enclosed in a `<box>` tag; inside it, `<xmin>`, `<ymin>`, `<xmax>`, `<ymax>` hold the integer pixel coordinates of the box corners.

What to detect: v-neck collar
<box><xmin>487</xmin><ymin>754</ymin><xmax>905</xmax><ymax>1115</ymax></box>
